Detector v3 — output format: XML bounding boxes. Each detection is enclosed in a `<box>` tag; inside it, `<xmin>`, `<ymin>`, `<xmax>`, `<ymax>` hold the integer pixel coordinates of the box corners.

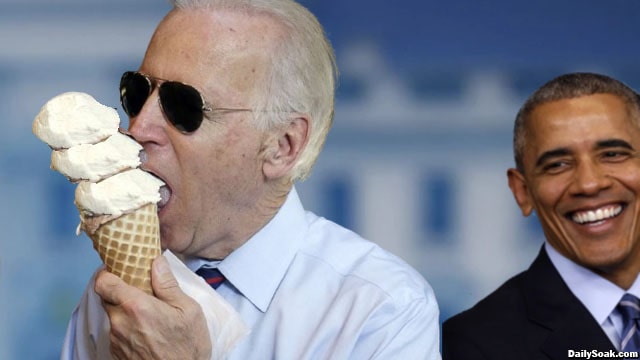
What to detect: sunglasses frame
<box><xmin>120</xmin><ymin>71</ymin><xmax>253</xmax><ymax>134</ymax></box>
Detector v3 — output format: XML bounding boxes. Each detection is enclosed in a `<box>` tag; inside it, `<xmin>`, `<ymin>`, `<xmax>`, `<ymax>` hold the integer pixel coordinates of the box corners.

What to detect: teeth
<box><xmin>572</xmin><ymin>206</ymin><xmax>622</xmax><ymax>224</ymax></box>
<box><xmin>139</xmin><ymin>150</ymin><xmax>148</xmax><ymax>164</ymax></box>
<box><xmin>158</xmin><ymin>185</ymin><xmax>171</xmax><ymax>208</ymax></box>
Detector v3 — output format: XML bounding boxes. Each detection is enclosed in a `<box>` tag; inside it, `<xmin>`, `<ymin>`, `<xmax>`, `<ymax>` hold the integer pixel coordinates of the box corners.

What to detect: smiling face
<box><xmin>508</xmin><ymin>93</ymin><xmax>640</xmax><ymax>288</ymax></box>
<box><xmin>126</xmin><ymin>9</ymin><xmax>288</xmax><ymax>259</ymax></box>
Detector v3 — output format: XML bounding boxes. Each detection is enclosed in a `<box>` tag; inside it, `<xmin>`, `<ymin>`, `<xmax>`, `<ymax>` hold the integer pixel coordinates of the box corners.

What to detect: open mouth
<box><xmin>139</xmin><ymin>157</ymin><xmax>172</xmax><ymax>211</ymax></box>
<box><xmin>148</xmin><ymin>173</ymin><xmax>171</xmax><ymax>210</ymax></box>
<box><xmin>570</xmin><ymin>204</ymin><xmax>624</xmax><ymax>225</ymax></box>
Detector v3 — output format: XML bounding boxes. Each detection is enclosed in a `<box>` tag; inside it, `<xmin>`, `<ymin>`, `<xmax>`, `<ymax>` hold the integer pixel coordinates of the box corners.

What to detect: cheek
<box><xmin>170</xmin><ymin>135</ymin><xmax>226</xmax><ymax>200</ymax></box>
<box><xmin>224</xmin><ymin>124</ymin><xmax>266</xmax><ymax>164</ymax></box>
<box><xmin>530</xmin><ymin>178</ymin><xmax>570</xmax><ymax>211</ymax></box>
<box><xmin>222</xmin><ymin>128</ymin><xmax>245</xmax><ymax>155</ymax></box>
<box><xmin>612</xmin><ymin>166</ymin><xmax>640</xmax><ymax>188</ymax></box>
<box><xmin>187</xmin><ymin>122</ymin><xmax>265</xmax><ymax>182</ymax></box>
<box><xmin>598</xmin><ymin>162</ymin><xmax>640</xmax><ymax>197</ymax></box>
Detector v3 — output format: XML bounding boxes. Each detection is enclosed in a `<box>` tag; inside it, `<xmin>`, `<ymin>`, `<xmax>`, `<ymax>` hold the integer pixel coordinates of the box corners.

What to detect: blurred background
<box><xmin>2</xmin><ymin>0</ymin><xmax>640</xmax><ymax>358</ymax></box>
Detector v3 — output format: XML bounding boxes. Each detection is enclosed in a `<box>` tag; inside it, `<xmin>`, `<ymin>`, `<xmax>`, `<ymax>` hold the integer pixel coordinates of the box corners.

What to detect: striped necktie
<box><xmin>196</xmin><ymin>267</ymin><xmax>225</xmax><ymax>289</ymax></box>
<box><xmin>618</xmin><ymin>294</ymin><xmax>640</xmax><ymax>354</ymax></box>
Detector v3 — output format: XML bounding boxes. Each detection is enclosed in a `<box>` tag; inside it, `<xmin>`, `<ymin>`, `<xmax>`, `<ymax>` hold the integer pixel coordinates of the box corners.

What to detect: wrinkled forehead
<box><xmin>531</xmin><ymin>94</ymin><xmax>639</xmax><ymax>129</ymax></box>
<box><xmin>525</xmin><ymin>94</ymin><xmax>639</xmax><ymax>152</ymax></box>
<box><xmin>143</xmin><ymin>8</ymin><xmax>284</xmax><ymax>103</ymax></box>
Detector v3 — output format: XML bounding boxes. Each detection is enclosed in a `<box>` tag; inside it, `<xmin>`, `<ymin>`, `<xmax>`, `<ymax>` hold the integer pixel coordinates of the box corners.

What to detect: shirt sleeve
<box><xmin>351</xmin><ymin>286</ymin><xmax>442</xmax><ymax>360</ymax></box>
<box><xmin>60</xmin><ymin>270</ymin><xmax>111</xmax><ymax>360</ymax></box>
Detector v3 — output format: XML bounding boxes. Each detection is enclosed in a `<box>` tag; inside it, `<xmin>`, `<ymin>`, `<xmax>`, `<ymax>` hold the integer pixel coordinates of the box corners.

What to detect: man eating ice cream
<box><xmin>58</xmin><ymin>1</ymin><xmax>441</xmax><ymax>359</ymax></box>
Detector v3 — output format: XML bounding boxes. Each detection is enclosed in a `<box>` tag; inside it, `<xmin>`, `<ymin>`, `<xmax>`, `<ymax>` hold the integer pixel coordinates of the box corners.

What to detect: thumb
<box><xmin>151</xmin><ymin>255</ymin><xmax>184</xmax><ymax>304</ymax></box>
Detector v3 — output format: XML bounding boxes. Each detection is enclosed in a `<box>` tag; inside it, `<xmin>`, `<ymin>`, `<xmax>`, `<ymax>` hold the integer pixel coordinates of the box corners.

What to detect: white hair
<box><xmin>170</xmin><ymin>0</ymin><xmax>338</xmax><ymax>181</ymax></box>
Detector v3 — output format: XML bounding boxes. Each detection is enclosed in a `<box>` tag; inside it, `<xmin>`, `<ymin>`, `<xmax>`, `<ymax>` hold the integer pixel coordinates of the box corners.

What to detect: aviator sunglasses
<box><xmin>119</xmin><ymin>71</ymin><xmax>252</xmax><ymax>133</ymax></box>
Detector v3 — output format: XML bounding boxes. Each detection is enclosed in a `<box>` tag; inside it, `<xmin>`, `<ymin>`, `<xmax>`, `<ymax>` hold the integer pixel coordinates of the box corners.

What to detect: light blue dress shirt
<box><xmin>546</xmin><ymin>242</ymin><xmax>640</xmax><ymax>350</ymax></box>
<box><xmin>61</xmin><ymin>188</ymin><xmax>441</xmax><ymax>359</ymax></box>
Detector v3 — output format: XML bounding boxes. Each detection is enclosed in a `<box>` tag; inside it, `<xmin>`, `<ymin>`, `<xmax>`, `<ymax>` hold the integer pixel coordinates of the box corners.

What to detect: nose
<box><xmin>569</xmin><ymin>159</ymin><xmax>613</xmax><ymax>196</ymax></box>
<box><xmin>127</xmin><ymin>92</ymin><xmax>168</xmax><ymax>146</ymax></box>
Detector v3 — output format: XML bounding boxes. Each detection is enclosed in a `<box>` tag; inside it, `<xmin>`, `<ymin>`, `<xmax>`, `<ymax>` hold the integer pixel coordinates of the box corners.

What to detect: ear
<box><xmin>507</xmin><ymin>168</ymin><xmax>534</xmax><ymax>217</ymax></box>
<box><xmin>262</xmin><ymin>115</ymin><xmax>309</xmax><ymax>180</ymax></box>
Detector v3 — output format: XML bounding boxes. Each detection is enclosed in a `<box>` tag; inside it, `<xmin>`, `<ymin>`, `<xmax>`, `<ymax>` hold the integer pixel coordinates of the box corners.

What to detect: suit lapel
<box><xmin>523</xmin><ymin>247</ymin><xmax>616</xmax><ymax>359</ymax></box>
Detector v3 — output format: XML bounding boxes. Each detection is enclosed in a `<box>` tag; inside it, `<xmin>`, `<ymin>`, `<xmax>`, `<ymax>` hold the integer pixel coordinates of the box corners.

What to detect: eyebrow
<box><xmin>534</xmin><ymin>138</ymin><xmax>635</xmax><ymax>168</ymax></box>
<box><xmin>595</xmin><ymin>138</ymin><xmax>634</xmax><ymax>151</ymax></box>
<box><xmin>535</xmin><ymin>148</ymin><xmax>570</xmax><ymax>168</ymax></box>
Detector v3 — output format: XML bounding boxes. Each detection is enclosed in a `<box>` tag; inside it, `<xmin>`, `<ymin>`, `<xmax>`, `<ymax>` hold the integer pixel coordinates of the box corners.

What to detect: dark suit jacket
<box><xmin>442</xmin><ymin>246</ymin><xmax>616</xmax><ymax>360</ymax></box>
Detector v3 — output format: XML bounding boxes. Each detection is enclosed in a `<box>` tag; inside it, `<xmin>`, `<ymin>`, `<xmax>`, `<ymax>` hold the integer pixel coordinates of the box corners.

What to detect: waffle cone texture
<box><xmin>88</xmin><ymin>203</ymin><xmax>161</xmax><ymax>294</ymax></box>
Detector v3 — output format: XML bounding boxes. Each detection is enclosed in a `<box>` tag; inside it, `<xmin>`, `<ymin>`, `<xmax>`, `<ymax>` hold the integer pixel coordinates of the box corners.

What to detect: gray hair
<box><xmin>171</xmin><ymin>0</ymin><xmax>338</xmax><ymax>181</ymax></box>
<box><xmin>513</xmin><ymin>72</ymin><xmax>640</xmax><ymax>173</ymax></box>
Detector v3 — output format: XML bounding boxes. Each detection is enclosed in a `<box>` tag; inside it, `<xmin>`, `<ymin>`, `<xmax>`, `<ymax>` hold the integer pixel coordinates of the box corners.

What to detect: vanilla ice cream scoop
<box><xmin>52</xmin><ymin>132</ymin><xmax>143</xmax><ymax>182</ymax></box>
<box><xmin>33</xmin><ymin>92</ymin><xmax>120</xmax><ymax>149</ymax></box>
<box><xmin>75</xmin><ymin>168</ymin><xmax>164</xmax><ymax>217</ymax></box>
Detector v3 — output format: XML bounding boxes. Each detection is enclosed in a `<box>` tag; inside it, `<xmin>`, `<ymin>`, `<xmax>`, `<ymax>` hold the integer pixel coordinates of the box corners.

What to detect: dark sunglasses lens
<box><xmin>120</xmin><ymin>72</ymin><xmax>151</xmax><ymax>117</ymax></box>
<box><xmin>159</xmin><ymin>82</ymin><xmax>204</xmax><ymax>133</ymax></box>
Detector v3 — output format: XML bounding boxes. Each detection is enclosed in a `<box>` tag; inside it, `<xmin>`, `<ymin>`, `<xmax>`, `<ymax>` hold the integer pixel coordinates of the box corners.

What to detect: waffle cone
<box><xmin>88</xmin><ymin>203</ymin><xmax>161</xmax><ymax>294</ymax></box>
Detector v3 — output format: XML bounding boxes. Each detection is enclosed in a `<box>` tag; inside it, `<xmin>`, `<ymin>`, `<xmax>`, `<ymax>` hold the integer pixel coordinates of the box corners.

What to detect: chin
<box><xmin>579</xmin><ymin>249</ymin><xmax>630</xmax><ymax>271</ymax></box>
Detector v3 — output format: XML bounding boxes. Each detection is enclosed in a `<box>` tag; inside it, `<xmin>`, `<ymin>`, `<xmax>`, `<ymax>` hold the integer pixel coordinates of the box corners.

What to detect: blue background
<box><xmin>2</xmin><ymin>0</ymin><xmax>640</xmax><ymax>358</ymax></box>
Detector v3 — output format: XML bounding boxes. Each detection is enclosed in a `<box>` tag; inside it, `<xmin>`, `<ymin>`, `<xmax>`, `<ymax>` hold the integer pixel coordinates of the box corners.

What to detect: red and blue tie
<box><xmin>196</xmin><ymin>267</ymin><xmax>226</xmax><ymax>289</ymax></box>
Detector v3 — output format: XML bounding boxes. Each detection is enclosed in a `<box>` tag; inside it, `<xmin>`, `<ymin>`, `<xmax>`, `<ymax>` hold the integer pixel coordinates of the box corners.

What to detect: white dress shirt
<box><xmin>61</xmin><ymin>188</ymin><xmax>441</xmax><ymax>359</ymax></box>
<box><xmin>546</xmin><ymin>242</ymin><xmax>640</xmax><ymax>350</ymax></box>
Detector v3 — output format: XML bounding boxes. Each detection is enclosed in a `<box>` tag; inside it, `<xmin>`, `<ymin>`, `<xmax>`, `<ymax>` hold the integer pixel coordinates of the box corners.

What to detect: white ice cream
<box><xmin>76</xmin><ymin>169</ymin><xmax>165</xmax><ymax>217</ymax></box>
<box><xmin>33</xmin><ymin>92</ymin><xmax>119</xmax><ymax>149</ymax></box>
<box><xmin>32</xmin><ymin>92</ymin><xmax>165</xmax><ymax>221</ymax></box>
<box><xmin>52</xmin><ymin>132</ymin><xmax>143</xmax><ymax>182</ymax></box>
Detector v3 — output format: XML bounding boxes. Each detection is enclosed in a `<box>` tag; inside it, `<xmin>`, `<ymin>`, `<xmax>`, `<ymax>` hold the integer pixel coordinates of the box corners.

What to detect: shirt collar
<box><xmin>185</xmin><ymin>187</ymin><xmax>308</xmax><ymax>312</ymax></box>
<box><xmin>545</xmin><ymin>242</ymin><xmax>640</xmax><ymax>325</ymax></box>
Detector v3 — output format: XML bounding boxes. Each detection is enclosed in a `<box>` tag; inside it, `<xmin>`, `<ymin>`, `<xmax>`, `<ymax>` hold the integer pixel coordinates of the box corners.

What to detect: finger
<box><xmin>151</xmin><ymin>255</ymin><xmax>184</xmax><ymax>305</ymax></box>
<box><xmin>110</xmin><ymin>336</ymin><xmax>127</xmax><ymax>360</ymax></box>
<box><xmin>95</xmin><ymin>268</ymin><xmax>143</xmax><ymax>305</ymax></box>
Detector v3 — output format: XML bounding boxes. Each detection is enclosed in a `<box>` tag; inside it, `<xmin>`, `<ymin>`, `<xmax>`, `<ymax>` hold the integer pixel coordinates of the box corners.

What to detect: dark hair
<box><xmin>513</xmin><ymin>72</ymin><xmax>640</xmax><ymax>172</ymax></box>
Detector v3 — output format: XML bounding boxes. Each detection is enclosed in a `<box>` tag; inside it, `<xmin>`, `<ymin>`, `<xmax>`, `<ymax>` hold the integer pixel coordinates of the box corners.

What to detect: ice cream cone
<box><xmin>33</xmin><ymin>92</ymin><xmax>166</xmax><ymax>295</ymax></box>
<box><xmin>88</xmin><ymin>203</ymin><xmax>161</xmax><ymax>294</ymax></box>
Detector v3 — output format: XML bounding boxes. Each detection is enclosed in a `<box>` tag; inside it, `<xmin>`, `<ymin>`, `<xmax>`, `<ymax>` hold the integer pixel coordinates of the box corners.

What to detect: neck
<box><xmin>197</xmin><ymin>181</ymin><xmax>292</xmax><ymax>259</ymax></box>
